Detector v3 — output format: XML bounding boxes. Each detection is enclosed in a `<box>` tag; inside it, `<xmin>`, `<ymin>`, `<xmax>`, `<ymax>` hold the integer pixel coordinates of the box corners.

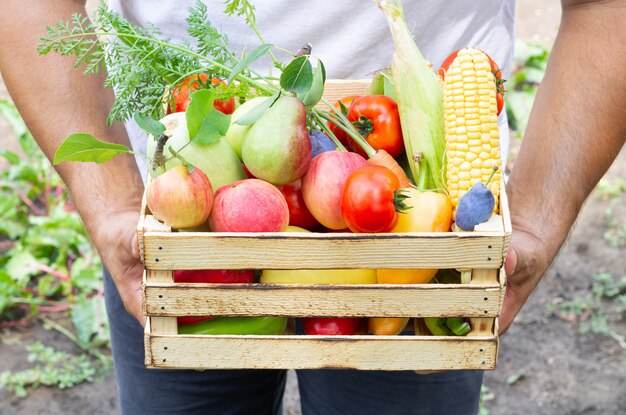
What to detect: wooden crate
<box><xmin>140</xmin><ymin>80</ymin><xmax>512</xmax><ymax>371</ymax></box>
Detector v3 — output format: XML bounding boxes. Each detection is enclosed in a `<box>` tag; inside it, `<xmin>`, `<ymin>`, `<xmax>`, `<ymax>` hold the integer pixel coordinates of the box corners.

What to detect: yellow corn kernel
<box><xmin>444</xmin><ymin>48</ymin><xmax>501</xmax><ymax>216</ymax></box>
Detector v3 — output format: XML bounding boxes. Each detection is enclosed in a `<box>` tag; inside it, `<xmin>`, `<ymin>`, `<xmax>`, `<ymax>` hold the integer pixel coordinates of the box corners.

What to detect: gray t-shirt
<box><xmin>109</xmin><ymin>0</ymin><xmax>515</xmax><ymax>175</ymax></box>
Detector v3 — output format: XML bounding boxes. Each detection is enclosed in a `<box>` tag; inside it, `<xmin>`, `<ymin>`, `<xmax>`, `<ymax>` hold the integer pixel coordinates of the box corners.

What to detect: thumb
<box><xmin>131</xmin><ymin>231</ymin><xmax>140</xmax><ymax>260</ymax></box>
<box><xmin>504</xmin><ymin>245</ymin><xmax>517</xmax><ymax>278</ymax></box>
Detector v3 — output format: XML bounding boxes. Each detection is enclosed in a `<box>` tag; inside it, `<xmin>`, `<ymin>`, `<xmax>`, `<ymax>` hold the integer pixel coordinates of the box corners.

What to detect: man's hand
<box><xmin>500</xmin><ymin>218</ymin><xmax>551</xmax><ymax>334</ymax></box>
<box><xmin>499</xmin><ymin>0</ymin><xmax>626</xmax><ymax>334</ymax></box>
<box><xmin>96</xmin><ymin>211</ymin><xmax>146</xmax><ymax>326</ymax></box>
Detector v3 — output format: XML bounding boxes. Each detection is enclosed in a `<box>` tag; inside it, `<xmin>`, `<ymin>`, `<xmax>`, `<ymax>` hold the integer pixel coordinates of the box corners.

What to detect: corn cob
<box><xmin>444</xmin><ymin>48</ymin><xmax>501</xmax><ymax>215</ymax></box>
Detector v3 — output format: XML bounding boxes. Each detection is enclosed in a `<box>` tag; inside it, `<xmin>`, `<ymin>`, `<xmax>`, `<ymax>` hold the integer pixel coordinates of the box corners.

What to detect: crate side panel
<box><xmin>317</xmin><ymin>79</ymin><xmax>370</xmax><ymax>107</ymax></box>
<box><xmin>143</xmin><ymin>233</ymin><xmax>505</xmax><ymax>270</ymax></box>
<box><xmin>146</xmin><ymin>335</ymin><xmax>498</xmax><ymax>370</ymax></box>
<box><xmin>144</xmin><ymin>284</ymin><xmax>503</xmax><ymax>318</ymax></box>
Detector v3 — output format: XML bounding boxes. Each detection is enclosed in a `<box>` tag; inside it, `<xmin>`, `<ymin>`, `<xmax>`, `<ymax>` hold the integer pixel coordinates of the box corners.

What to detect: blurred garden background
<box><xmin>1</xmin><ymin>1</ymin><xmax>624</xmax><ymax>414</ymax></box>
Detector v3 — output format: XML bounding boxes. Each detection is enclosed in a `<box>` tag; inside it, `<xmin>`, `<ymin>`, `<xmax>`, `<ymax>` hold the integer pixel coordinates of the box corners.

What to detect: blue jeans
<box><xmin>104</xmin><ymin>270</ymin><xmax>483</xmax><ymax>414</ymax></box>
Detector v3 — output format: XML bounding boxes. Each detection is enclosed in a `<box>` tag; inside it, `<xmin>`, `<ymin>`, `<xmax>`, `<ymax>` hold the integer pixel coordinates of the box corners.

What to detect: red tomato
<box><xmin>168</xmin><ymin>74</ymin><xmax>236</xmax><ymax>115</ymax></box>
<box><xmin>341</xmin><ymin>165</ymin><xmax>401</xmax><ymax>233</ymax></box>
<box><xmin>438</xmin><ymin>50</ymin><xmax>505</xmax><ymax>115</ymax></box>
<box><xmin>174</xmin><ymin>269</ymin><xmax>254</xmax><ymax>325</ymax></box>
<box><xmin>327</xmin><ymin>95</ymin><xmax>361</xmax><ymax>148</ymax></box>
<box><xmin>301</xmin><ymin>317</ymin><xmax>361</xmax><ymax>335</ymax></box>
<box><xmin>279</xmin><ymin>180</ymin><xmax>320</xmax><ymax>230</ymax></box>
<box><xmin>346</xmin><ymin>95</ymin><xmax>404</xmax><ymax>158</ymax></box>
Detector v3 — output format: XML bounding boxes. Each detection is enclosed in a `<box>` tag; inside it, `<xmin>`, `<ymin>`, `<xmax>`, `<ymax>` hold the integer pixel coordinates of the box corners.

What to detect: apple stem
<box><xmin>484</xmin><ymin>165</ymin><xmax>499</xmax><ymax>187</ymax></box>
<box><xmin>151</xmin><ymin>133</ymin><xmax>169</xmax><ymax>173</ymax></box>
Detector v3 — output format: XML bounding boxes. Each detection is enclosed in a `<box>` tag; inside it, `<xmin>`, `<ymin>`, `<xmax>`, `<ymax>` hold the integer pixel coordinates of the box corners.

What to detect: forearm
<box><xmin>507</xmin><ymin>0</ymin><xmax>626</xmax><ymax>262</ymax></box>
<box><xmin>0</xmin><ymin>0</ymin><xmax>144</xmax><ymax>248</ymax></box>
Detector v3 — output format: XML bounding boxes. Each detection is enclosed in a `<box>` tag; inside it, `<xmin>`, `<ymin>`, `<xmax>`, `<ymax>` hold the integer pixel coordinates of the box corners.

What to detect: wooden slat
<box><xmin>316</xmin><ymin>79</ymin><xmax>370</xmax><ymax>109</ymax></box>
<box><xmin>144</xmin><ymin>283</ymin><xmax>503</xmax><ymax>318</ymax></box>
<box><xmin>143</xmin><ymin>216</ymin><xmax>177</xmax><ymax>335</ymax></box>
<box><xmin>468</xmin><ymin>269</ymin><xmax>499</xmax><ymax>336</ymax></box>
<box><xmin>145</xmin><ymin>334</ymin><xmax>498</xmax><ymax>370</ymax></box>
<box><xmin>143</xmin><ymin>231</ymin><xmax>506</xmax><ymax>270</ymax></box>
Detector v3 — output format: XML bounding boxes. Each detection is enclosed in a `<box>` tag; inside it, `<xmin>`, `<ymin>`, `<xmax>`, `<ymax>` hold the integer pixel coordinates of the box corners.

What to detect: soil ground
<box><xmin>2</xmin><ymin>1</ymin><xmax>625</xmax><ymax>414</ymax></box>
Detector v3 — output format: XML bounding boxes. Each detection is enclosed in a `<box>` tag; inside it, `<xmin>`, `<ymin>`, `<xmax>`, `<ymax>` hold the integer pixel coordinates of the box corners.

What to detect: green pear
<box><xmin>146</xmin><ymin>112</ymin><xmax>246</xmax><ymax>190</ymax></box>
<box><xmin>241</xmin><ymin>96</ymin><xmax>312</xmax><ymax>185</ymax></box>
<box><xmin>224</xmin><ymin>97</ymin><xmax>268</xmax><ymax>160</ymax></box>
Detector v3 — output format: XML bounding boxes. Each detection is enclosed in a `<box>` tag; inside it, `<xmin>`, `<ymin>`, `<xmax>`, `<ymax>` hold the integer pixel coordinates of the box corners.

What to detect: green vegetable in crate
<box><xmin>423</xmin><ymin>269</ymin><xmax>470</xmax><ymax>336</ymax></box>
<box><xmin>376</xmin><ymin>0</ymin><xmax>446</xmax><ymax>192</ymax></box>
<box><xmin>424</xmin><ymin>317</ymin><xmax>470</xmax><ymax>336</ymax></box>
<box><xmin>178</xmin><ymin>316</ymin><xmax>287</xmax><ymax>335</ymax></box>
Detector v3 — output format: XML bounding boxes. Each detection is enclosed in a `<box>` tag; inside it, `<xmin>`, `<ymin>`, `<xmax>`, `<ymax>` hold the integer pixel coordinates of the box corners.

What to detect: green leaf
<box><xmin>280</xmin><ymin>56</ymin><xmax>313</xmax><ymax>94</ymax></box>
<box><xmin>71</xmin><ymin>295</ymin><xmax>109</xmax><ymax>347</ymax></box>
<box><xmin>297</xmin><ymin>58</ymin><xmax>325</xmax><ymax>108</ymax></box>
<box><xmin>8</xmin><ymin>164</ymin><xmax>39</xmax><ymax>184</ymax></box>
<box><xmin>506</xmin><ymin>372</ymin><xmax>525</xmax><ymax>385</ymax></box>
<box><xmin>193</xmin><ymin>110</ymin><xmax>231</xmax><ymax>145</ymax></box>
<box><xmin>228</xmin><ymin>43</ymin><xmax>273</xmax><ymax>83</ymax></box>
<box><xmin>0</xmin><ymin>271</ymin><xmax>20</xmax><ymax>315</ymax></box>
<box><xmin>133</xmin><ymin>113</ymin><xmax>165</xmax><ymax>138</ymax></box>
<box><xmin>234</xmin><ymin>93</ymin><xmax>279</xmax><ymax>126</ymax></box>
<box><xmin>5</xmin><ymin>250</ymin><xmax>38</xmax><ymax>285</ymax></box>
<box><xmin>186</xmin><ymin>89</ymin><xmax>215</xmax><ymax>139</ymax></box>
<box><xmin>53</xmin><ymin>134</ymin><xmax>130</xmax><ymax>165</ymax></box>
<box><xmin>0</xmin><ymin>149</ymin><xmax>20</xmax><ymax>165</ymax></box>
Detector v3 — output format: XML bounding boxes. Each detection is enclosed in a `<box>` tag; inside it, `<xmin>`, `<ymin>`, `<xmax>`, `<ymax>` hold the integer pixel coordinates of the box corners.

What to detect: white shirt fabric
<box><xmin>109</xmin><ymin>0</ymin><xmax>516</xmax><ymax>176</ymax></box>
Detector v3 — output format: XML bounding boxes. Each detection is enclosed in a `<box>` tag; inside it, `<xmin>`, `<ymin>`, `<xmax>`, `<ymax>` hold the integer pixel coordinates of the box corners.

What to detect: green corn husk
<box><xmin>376</xmin><ymin>0</ymin><xmax>446</xmax><ymax>192</ymax></box>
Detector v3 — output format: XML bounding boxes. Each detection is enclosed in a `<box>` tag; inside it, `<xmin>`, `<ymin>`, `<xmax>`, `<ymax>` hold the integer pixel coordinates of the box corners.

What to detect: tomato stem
<box><xmin>352</xmin><ymin>115</ymin><xmax>374</xmax><ymax>138</ymax></box>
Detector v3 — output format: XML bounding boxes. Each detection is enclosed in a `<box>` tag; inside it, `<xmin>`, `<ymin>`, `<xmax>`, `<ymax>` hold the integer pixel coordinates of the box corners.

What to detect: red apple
<box><xmin>301</xmin><ymin>317</ymin><xmax>361</xmax><ymax>335</ymax></box>
<box><xmin>209</xmin><ymin>179</ymin><xmax>289</xmax><ymax>232</ymax></box>
<box><xmin>147</xmin><ymin>165</ymin><xmax>213</xmax><ymax>229</ymax></box>
<box><xmin>301</xmin><ymin>151</ymin><xmax>367</xmax><ymax>229</ymax></box>
<box><xmin>174</xmin><ymin>269</ymin><xmax>254</xmax><ymax>325</ymax></box>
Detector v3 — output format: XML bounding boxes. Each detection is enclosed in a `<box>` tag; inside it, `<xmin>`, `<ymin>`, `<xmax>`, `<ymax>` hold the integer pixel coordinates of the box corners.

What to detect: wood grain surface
<box><xmin>143</xmin><ymin>283</ymin><xmax>503</xmax><ymax>317</ymax></box>
<box><xmin>145</xmin><ymin>331</ymin><xmax>498</xmax><ymax>371</ymax></box>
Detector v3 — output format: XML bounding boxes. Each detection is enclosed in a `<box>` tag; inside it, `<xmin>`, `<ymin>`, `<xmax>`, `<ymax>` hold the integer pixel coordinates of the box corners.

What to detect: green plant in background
<box><xmin>547</xmin><ymin>273</ymin><xmax>626</xmax><ymax>345</ymax></box>
<box><xmin>596</xmin><ymin>177</ymin><xmax>626</xmax><ymax>248</ymax></box>
<box><xmin>0</xmin><ymin>341</ymin><xmax>111</xmax><ymax>398</ymax></box>
<box><xmin>506</xmin><ymin>40</ymin><xmax>551</xmax><ymax>137</ymax></box>
<box><xmin>0</xmin><ymin>99</ymin><xmax>111</xmax><ymax>396</ymax></box>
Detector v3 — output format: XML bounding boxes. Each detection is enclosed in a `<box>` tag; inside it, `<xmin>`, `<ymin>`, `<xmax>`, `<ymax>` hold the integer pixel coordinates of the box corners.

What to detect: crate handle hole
<box><xmin>164</xmin><ymin>347</ymin><xmax>168</xmax><ymax>350</ymax></box>
<box><xmin>479</xmin><ymin>348</ymin><xmax>484</xmax><ymax>352</ymax></box>
<box><xmin>159</xmin><ymin>295</ymin><xmax>163</xmax><ymax>299</ymax></box>
<box><xmin>483</xmin><ymin>297</ymin><xmax>488</xmax><ymax>301</ymax></box>
<box><xmin>155</xmin><ymin>258</ymin><xmax>160</xmax><ymax>262</ymax></box>
<box><xmin>158</xmin><ymin>246</ymin><xmax>163</xmax><ymax>250</ymax></box>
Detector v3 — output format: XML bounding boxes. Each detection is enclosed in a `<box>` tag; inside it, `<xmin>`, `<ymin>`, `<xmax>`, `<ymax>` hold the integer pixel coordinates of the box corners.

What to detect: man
<box><xmin>1</xmin><ymin>0</ymin><xmax>624</xmax><ymax>414</ymax></box>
